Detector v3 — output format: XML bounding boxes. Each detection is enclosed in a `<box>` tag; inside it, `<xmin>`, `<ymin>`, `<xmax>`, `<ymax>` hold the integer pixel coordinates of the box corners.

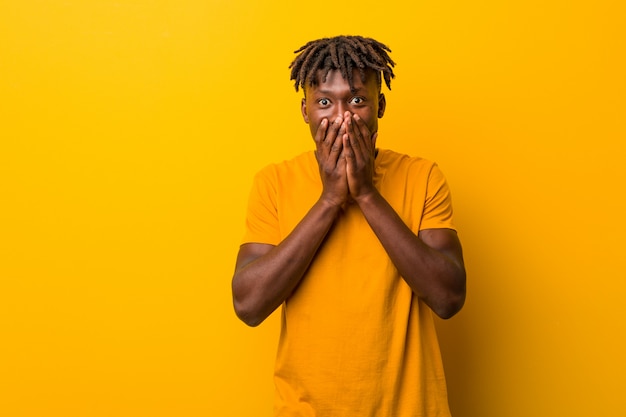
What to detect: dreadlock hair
<box><xmin>289</xmin><ymin>35</ymin><xmax>395</xmax><ymax>94</ymax></box>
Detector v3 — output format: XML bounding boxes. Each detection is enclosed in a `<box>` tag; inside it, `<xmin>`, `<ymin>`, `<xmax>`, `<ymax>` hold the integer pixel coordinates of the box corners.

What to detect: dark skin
<box><xmin>232</xmin><ymin>69</ymin><xmax>466</xmax><ymax>326</ymax></box>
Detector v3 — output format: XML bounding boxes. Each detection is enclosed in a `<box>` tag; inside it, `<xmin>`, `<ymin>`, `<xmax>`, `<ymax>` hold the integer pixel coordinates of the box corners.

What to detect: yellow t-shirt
<box><xmin>242</xmin><ymin>149</ymin><xmax>456</xmax><ymax>417</ymax></box>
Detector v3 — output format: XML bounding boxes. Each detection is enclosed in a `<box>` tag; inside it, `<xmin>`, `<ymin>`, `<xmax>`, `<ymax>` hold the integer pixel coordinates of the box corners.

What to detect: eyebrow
<box><xmin>314</xmin><ymin>87</ymin><xmax>367</xmax><ymax>95</ymax></box>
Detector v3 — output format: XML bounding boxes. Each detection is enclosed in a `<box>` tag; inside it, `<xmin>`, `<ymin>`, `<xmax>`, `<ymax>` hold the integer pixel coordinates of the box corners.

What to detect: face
<box><xmin>301</xmin><ymin>69</ymin><xmax>386</xmax><ymax>140</ymax></box>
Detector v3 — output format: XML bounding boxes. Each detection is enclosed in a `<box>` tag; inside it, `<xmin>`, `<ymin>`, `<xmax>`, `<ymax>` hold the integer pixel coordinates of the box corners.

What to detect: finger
<box><xmin>320</xmin><ymin>116</ymin><xmax>343</xmax><ymax>158</ymax></box>
<box><xmin>329</xmin><ymin>122</ymin><xmax>345</xmax><ymax>160</ymax></box>
<box><xmin>345</xmin><ymin>113</ymin><xmax>366</xmax><ymax>166</ymax></box>
<box><xmin>348</xmin><ymin>112</ymin><xmax>364</xmax><ymax>143</ymax></box>
<box><xmin>325</xmin><ymin>116</ymin><xmax>343</xmax><ymax>143</ymax></box>
<box><xmin>342</xmin><ymin>133</ymin><xmax>355</xmax><ymax>171</ymax></box>
<box><xmin>352</xmin><ymin>114</ymin><xmax>373</xmax><ymax>154</ymax></box>
<box><xmin>336</xmin><ymin>144</ymin><xmax>348</xmax><ymax>179</ymax></box>
<box><xmin>314</xmin><ymin>118</ymin><xmax>328</xmax><ymax>151</ymax></box>
<box><xmin>320</xmin><ymin>122</ymin><xmax>344</xmax><ymax>174</ymax></box>
<box><xmin>317</xmin><ymin>117</ymin><xmax>341</xmax><ymax>160</ymax></box>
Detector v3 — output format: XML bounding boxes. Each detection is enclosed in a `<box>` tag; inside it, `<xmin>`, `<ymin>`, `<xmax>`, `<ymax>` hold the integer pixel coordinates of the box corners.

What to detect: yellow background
<box><xmin>1</xmin><ymin>1</ymin><xmax>625</xmax><ymax>416</ymax></box>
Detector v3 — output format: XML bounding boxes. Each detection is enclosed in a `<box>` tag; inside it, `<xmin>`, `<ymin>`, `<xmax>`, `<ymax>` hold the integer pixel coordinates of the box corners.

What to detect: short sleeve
<box><xmin>241</xmin><ymin>167</ymin><xmax>281</xmax><ymax>245</ymax></box>
<box><xmin>419</xmin><ymin>163</ymin><xmax>456</xmax><ymax>231</ymax></box>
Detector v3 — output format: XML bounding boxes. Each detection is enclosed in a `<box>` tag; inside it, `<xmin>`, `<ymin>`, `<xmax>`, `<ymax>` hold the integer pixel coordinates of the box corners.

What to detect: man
<box><xmin>232</xmin><ymin>35</ymin><xmax>466</xmax><ymax>416</ymax></box>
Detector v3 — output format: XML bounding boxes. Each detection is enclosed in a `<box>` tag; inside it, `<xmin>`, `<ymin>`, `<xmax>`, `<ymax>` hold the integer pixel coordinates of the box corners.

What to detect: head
<box><xmin>289</xmin><ymin>35</ymin><xmax>395</xmax><ymax>139</ymax></box>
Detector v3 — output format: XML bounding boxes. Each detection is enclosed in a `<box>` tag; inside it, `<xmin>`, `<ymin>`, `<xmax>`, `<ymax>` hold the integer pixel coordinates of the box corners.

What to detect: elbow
<box><xmin>232</xmin><ymin>282</ymin><xmax>268</xmax><ymax>327</ymax></box>
<box><xmin>432</xmin><ymin>274</ymin><xmax>466</xmax><ymax>320</ymax></box>
<box><xmin>433</xmin><ymin>292</ymin><xmax>465</xmax><ymax>319</ymax></box>
<box><xmin>233</xmin><ymin>298</ymin><xmax>266</xmax><ymax>327</ymax></box>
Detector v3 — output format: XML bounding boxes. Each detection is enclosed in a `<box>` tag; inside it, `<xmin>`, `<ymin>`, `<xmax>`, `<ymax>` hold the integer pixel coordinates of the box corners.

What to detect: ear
<box><xmin>377</xmin><ymin>93</ymin><xmax>386</xmax><ymax>118</ymax></box>
<box><xmin>301</xmin><ymin>98</ymin><xmax>309</xmax><ymax>124</ymax></box>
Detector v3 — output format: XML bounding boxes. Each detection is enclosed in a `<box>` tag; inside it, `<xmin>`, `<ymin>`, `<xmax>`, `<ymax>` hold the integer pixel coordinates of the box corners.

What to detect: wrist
<box><xmin>317</xmin><ymin>195</ymin><xmax>345</xmax><ymax>214</ymax></box>
<box><xmin>353</xmin><ymin>188</ymin><xmax>380</xmax><ymax>208</ymax></box>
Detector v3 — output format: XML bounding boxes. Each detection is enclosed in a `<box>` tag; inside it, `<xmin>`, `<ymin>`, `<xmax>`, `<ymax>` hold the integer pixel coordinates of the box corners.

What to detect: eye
<box><xmin>318</xmin><ymin>98</ymin><xmax>330</xmax><ymax>106</ymax></box>
<box><xmin>350</xmin><ymin>97</ymin><xmax>365</xmax><ymax>105</ymax></box>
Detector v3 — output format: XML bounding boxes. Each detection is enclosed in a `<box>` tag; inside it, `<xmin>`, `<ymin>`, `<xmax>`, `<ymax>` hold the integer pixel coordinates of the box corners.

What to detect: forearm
<box><xmin>232</xmin><ymin>199</ymin><xmax>341</xmax><ymax>326</ymax></box>
<box><xmin>355</xmin><ymin>191</ymin><xmax>466</xmax><ymax>318</ymax></box>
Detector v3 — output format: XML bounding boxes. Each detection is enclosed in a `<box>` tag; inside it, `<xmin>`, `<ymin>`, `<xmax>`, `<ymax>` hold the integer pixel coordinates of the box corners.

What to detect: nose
<box><xmin>334</xmin><ymin>102</ymin><xmax>347</xmax><ymax>119</ymax></box>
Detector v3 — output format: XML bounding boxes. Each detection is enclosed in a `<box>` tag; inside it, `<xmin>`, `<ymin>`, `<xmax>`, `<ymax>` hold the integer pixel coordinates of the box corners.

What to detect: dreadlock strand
<box><xmin>336</xmin><ymin>44</ymin><xmax>348</xmax><ymax>83</ymax></box>
<box><xmin>364</xmin><ymin>40</ymin><xmax>395</xmax><ymax>90</ymax></box>
<box><xmin>297</xmin><ymin>44</ymin><xmax>323</xmax><ymax>91</ymax></box>
<box><xmin>383</xmin><ymin>72</ymin><xmax>393</xmax><ymax>90</ymax></box>
<box><xmin>338</xmin><ymin>41</ymin><xmax>354</xmax><ymax>81</ymax></box>
<box><xmin>321</xmin><ymin>56</ymin><xmax>334</xmax><ymax>84</ymax></box>
<box><xmin>329</xmin><ymin>42</ymin><xmax>340</xmax><ymax>70</ymax></box>
<box><xmin>344</xmin><ymin>36</ymin><xmax>367</xmax><ymax>56</ymax></box>
<box><xmin>364</xmin><ymin>43</ymin><xmax>386</xmax><ymax>67</ymax></box>
<box><xmin>290</xmin><ymin>50</ymin><xmax>310</xmax><ymax>90</ymax></box>
<box><xmin>304</xmin><ymin>46</ymin><xmax>331</xmax><ymax>89</ymax></box>
<box><xmin>292</xmin><ymin>40</ymin><xmax>315</xmax><ymax>54</ymax></box>
<box><xmin>361</xmin><ymin>56</ymin><xmax>385</xmax><ymax>72</ymax></box>
<box><xmin>344</xmin><ymin>46</ymin><xmax>365</xmax><ymax>69</ymax></box>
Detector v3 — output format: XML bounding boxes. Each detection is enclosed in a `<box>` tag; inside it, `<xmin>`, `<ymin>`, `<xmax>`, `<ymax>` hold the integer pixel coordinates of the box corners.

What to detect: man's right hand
<box><xmin>314</xmin><ymin>116</ymin><xmax>349</xmax><ymax>207</ymax></box>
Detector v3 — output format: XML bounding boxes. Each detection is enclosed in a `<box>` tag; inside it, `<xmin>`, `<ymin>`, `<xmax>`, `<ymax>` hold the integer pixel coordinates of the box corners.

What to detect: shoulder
<box><xmin>252</xmin><ymin>151</ymin><xmax>319</xmax><ymax>194</ymax></box>
<box><xmin>377</xmin><ymin>148</ymin><xmax>434</xmax><ymax>165</ymax></box>
<box><xmin>376</xmin><ymin>148</ymin><xmax>440</xmax><ymax>178</ymax></box>
<box><xmin>255</xmin><ymin>151</ymin><xmax>316</xmax><ymax>178</ymax></box>
<box><xmin>376</xmin><ymin>149</ymin><xmax>452</xmax><ymax>199</ymax></box>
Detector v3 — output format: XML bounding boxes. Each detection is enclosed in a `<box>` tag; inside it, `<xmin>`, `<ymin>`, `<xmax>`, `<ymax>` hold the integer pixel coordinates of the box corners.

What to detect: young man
<box><xmin>232</xmin><ymin>35</ymin><xmax>466</xmax><ymax>416</ymax></box>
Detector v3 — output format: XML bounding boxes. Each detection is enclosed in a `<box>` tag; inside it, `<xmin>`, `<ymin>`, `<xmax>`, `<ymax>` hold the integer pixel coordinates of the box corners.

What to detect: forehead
<box><xmin>307</xmin><ymin>68</ymin><xmax>378</xmax><ymax>94</ymax></box>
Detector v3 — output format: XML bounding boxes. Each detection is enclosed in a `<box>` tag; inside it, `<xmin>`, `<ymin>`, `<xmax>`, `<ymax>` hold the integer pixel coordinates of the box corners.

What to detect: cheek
<box><xmin>305</xmin><ymin>111</ymin><xmax>327</xmax><ymax>131</ymax></box>
<box><xmin>307</xmin><ymin>119</ymin><xmax>320</xmax><ymax>138</ymax></box>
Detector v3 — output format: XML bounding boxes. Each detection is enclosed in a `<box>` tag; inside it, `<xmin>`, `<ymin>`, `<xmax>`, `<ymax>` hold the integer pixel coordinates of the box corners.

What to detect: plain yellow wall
<box><xmin>1</xmin><ymin>1</ymin><xmax>625</xmax><ymax>416</ymax></box>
